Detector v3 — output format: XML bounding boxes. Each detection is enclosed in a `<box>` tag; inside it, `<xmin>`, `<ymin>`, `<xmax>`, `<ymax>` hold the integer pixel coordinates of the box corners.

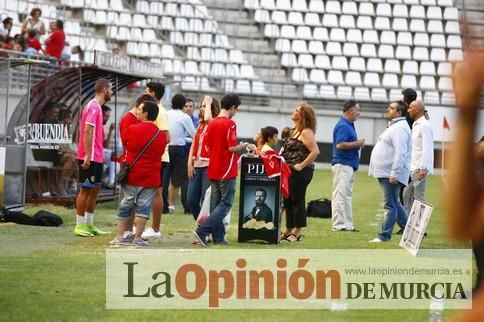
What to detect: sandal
<box><xmin>283</xmin><ymin>234</ymin><xmax>303</xmax><ymax>242</ymax></box>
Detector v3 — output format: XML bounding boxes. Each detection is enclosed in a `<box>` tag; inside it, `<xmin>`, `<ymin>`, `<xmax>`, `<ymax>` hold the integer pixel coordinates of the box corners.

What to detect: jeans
<box><xmin>402</xmin><ymin>169</ymin><xmax>428</xmax><ymax>213</ymax></box>
<box><xmin>196</xmin><ymin>178</ymin><xmax>236</xmax><ymax>243</ymax></box>
<box><xmin>331</xmin><ymin>164</ymin><xmax>356</xmax><ymax>230</ymax></box>
<box><xmin>187</xmin><ymin>166</ymin><xmax>211</xmax><ymax>220</ymax></box>
<box><xmin>377</xmin><ymin>178</ymin><xmax>408</xmax><ymax>241</ymax></box>
<box><xmin>162</xmin><ymin>161</ymin><xmax>171</xmax><ymax>213</ymax></box>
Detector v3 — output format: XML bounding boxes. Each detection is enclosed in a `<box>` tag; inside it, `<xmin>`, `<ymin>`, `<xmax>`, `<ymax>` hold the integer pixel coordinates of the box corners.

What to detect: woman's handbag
<box><xmin>116</xmin><ymin>130</ymin><xmax>160</xmax><ymax>185</ymax></box>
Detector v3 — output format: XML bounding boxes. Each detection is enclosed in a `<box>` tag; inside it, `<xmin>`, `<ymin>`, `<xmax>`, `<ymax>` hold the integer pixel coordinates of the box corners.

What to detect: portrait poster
<box><xmin>238</xmin><ymin>156</ymin><xmax>281</xmax><ymax>244</ymax></box>
<box><xmin>399</xmin><ymin>200</ymin><xmax>433</xmax><ymax>256</ymax></box>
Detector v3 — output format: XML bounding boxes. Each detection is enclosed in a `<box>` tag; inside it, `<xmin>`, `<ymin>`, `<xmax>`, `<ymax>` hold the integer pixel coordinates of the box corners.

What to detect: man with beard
<box><xmin>245</xmin><ymin>188</ymin><xmax>273</xmax><ymax>223</ymax></box>
<box><xmin>74</xmin><ymin>79</ymin><xmax>113</xmax><ymax>237</ymax></box>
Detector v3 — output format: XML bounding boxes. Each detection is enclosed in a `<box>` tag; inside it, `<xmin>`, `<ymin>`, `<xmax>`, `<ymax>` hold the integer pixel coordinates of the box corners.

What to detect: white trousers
<box><xmin>331</xmin><ymin>164</ymin><xmax>356</xmax><ymax>230</ymax></box>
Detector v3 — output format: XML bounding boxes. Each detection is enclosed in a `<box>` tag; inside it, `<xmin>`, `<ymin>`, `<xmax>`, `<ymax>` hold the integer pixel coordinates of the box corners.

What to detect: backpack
<box><xmin>32</xmin><ymin>210</ymin><xmax>63</xmax><ymax>226</ymax></box>
<box><xmin>0</xmin><ymin>208</ymin><xmax>63</xmax><ymax>226</ymax></box>
<box><xmin>306</xmin><ymin>198</ymin><xmax>332</xmax><ymax>218</ymax></box>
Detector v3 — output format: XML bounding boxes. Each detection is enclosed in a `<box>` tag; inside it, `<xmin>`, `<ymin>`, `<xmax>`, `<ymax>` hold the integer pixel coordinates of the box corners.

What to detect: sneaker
<box><xmin>369</xmin><ymin>237</ymin><xmax>384</xmax><ymax>243</ymax></box>
<box><xmin>86</xmin><ymin>224</ymin><xmax>109</xmax><ymax>235</ymax></box>
<box><xmin>109</xmin><ymin>237</ymin><xmax>131</xmax><ymax>245</ymax></box>
<box><xmin>193</xmin><ymin>230</ymin><xmax>207</xmax><ymax>247</ymax></box>
<box><xmin>141</xmin><ymin>228</ymin><xmax>162</xmax><ymax>239</ymax></box>
<box><xmin>74</xmin><ymin>224</ymin><xmax>94</xmax><ymax>237</ymax></box>
<box><xmin>132</xmin><ymin>239</ymin><xmax>150</xmax><ymax>246</ymax></box>
<box><xmin>168</xmin><ymin>206</ymin><xmax>175</xmax><ymax>214</ymax></box>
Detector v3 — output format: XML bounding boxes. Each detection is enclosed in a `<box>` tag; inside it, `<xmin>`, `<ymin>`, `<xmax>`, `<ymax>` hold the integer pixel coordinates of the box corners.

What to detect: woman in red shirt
<box><xmin>187</xmin><ymin>96</ymin><xmax>220</xmax><ymax>220</ymax></box>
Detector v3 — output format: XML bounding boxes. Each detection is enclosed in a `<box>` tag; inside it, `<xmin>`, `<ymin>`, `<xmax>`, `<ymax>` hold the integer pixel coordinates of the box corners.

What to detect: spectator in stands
<box><xmin>111</xmin><ymin>101</ymin><xmax>167</xmax><ymax>246</ymax></box>
<box><xmin>403</xmin><ymin>100</ymin><xmax>434</xmax><ymax>213</ymax></box>
<box><xmin>74</xmin><ymin>79</ymin><xmax>112</xmax><ymax>237</ymax></box>
<box><xmin>101</xmin><ymin>105</ymin><xmax>116</xmax><ymax>189</ymax></box>
<box><xmin>167</xmin><ymin>93</ymin><xmax>195</xmax><ymax>214</ymax></box>
<box><xmin>447</xmin><ymin>47</ymin><xmax>484</xmax><ymax>321</ymax></box>
<box><xmin>331</xmin><ymin>99</ymin><xmax>365</xmax><ymax>233</ymax></box>
<box><xmin>26</xmin><ymin>30</ymin><xmax>41</xmax><ymax>52</ymax></box>
<box><xmin>44</xmin><ymin>20</ymin><xmax>65</xmax><ymax>59</ymax></box>
<box><xmin>142</xmin><ymin>82</ymin><xmax>169</xmax><ymax>240</ymax></box>
<box><xmin>260</xmin><ymin>126</ymin><xmax>278</xmax><ymax>152</ymax></box>
<box><xmin>71</xmin><ymin>45</ymin><xmax>83</xmax><ymax>62</ymax></box>
<box><xmin>369</xmin><ymin>100</ymin><xmax>411</xmax><ymax>243</ymax></box>
<box><xmin>193</xmin><ymin>94</ymin><xmax>247</xmax><ymax>247</ymax></box>
<box><xmin>118</xmin><ymin>94</ymin><xmax>156</xmax><ymax>239</ymax></box>
<box><xmin>1</xmin><ymin>36</ymin><xmax>16</xmax><ymax>51</ymax></box>
<box><xmin>21</xmin><ymin>8</ymin><xmax>46</xmax><ymax>37</ymax></box>
<box><xmin>0</xmin><ymin>17</ymin><xmax>13</xmax><ymax>44</ymax></box>
<box><xmin>187</xmin><ymin>95</ymin><xmax>220</xmax><ymax>220</ymax></box>
<box><xmin>280</xmin><ymin>103</ymin><xmax>320</xmax><ymax>242</ymax></box>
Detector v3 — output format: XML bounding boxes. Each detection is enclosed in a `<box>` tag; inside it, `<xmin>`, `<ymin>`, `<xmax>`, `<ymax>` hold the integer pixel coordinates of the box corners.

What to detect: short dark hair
<box><xmin>401</xmin><ymin>88</ymin><xmax>417</xmax><ymax>105</ymax></box>
<box><xmin>171</xmin><ymin>93</ymin><xmax>186</xmax><ymax>110</ymax></box>
<box><xmin>343</xmin><ymin>99</ymin><xmax>358</xmax><ymax>113</ymax></box>
<box><xmin>30</xmin><ymin>8</ymin><xmax>42</xmax><ymax>16</ymax></box>
<box><xmin>101</xmin><ymin>105</ymin><xmax>111</xmax><ymax>112</ymax></box>
<box><xmin>185</xmin><ymin>98</ymin><xmax>194</xmax><ymax>105</ymax></box>
<box><xmin>2</xmin><ymin>17</ymin><xmax>12</xmax><ymax>25</ymax></box>
<box><xmin>255</xmin><ymin>187</ymin><xmax>267</xmax><ymax>198</ymax></box>
<box><xmin>392</xmin><ymin>100</ymin><xmax>409</xmax><ymax>117</ymax></box>
<box><xmin>135</xmin><ymin>94</ymin><xmax>156</xmax><ymax>108</ymax></box>
<box><xmin>261</xmin><ymin>126</ymin><xmax>278</xmax><ymax>144</ymax></box>
<box><xmin>142</xmin><ymin>101</ymin><xmax>159</xmax><ymax>121</ymax></box>
<box><xmin>56</xmin><ymin>19</ymin><xmax>64</xmax><ymax>30</ymax></box>
<box><xmin>221</xmin><ymin>94</ymin><xmax>241</xmax><ymax>110</ymax></box>
<box><xmin>146</xmin><ymin>82</ymin><xmax>165</xmax><ymax>101</ymax></box>
<box><xmin>95</xmin><ymin>79</ymin><xmax>111</xmax><ymax>94</ymax></box>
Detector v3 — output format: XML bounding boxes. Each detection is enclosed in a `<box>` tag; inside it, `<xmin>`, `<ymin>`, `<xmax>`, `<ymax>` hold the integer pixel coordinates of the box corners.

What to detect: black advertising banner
<box><xmin>238</xmin><ymin>156</ymin><xmax>280</xmax><ymax>244</ymax></box>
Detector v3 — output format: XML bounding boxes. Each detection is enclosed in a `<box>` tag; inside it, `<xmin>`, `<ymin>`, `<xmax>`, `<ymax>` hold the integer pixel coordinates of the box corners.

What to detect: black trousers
<box><xmin>283</xmin><ymin>166</ymin><xmax>314</xmax><ymax>229</ymax></box>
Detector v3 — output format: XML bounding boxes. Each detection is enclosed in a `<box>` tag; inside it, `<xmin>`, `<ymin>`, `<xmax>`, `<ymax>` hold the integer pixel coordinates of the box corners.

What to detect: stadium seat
<box><xmin>308</xmin><ymin>0</ymin><xmax>325</xmax><ymax>13</ymax></box>
<box><xmin>309</xmin><ymin>69</ymin><xmax>327</xmax><ymax>83</ymax></box>
<box><xmin>343</xmin><ymin>43</ymin><xmax>359</xmax><ymax>57</ymax></box>
<box><xmin>423</xmin><ymin>91</ymin><xmax>440</xmax><ymax>105</ymax></box>
<box><xmin>382</xmin><ymin>74</ymin><xmax>399</xmax><ymax>88</ymax></box>
<box><xmin>272</xmin><ymin>11</ymin><xmax>287</xmax><ymax>24</ymax></box>
<box><xmin>420</xmin><ymin>61</ymin><xmax>436</xmax><ymax>75</ymax></box>
<box><xmin>342</xmin><ymin>2</ymin><xmax>357</xmax><ymax>15</ymax></box>
<box><xmin>349</xmin><ymin>57</ymin><xmax>366</xmax><ymax>71</ymax></box>
<box><xmin>260</xmin><ymin>0</ymin><xmax>276</xmax><ymax>10</ymax></box>
<box><xmin>427</xmin><ymin>6</ymin><xmax>443</xmax><ymax>20</ymax></box>
<box><xmin>357</xmin><ymin>16</ymin><xmax>373</xmax><ymax>30</ymax></box>
<box><xmin>281</xmin><ymin>53</ymin><xmax>297</xmax><ymax>66</ymax></box>
<box><xmin>303</xmin><ymin>84</ymin><xmax>319</xmax><ymax>98</ymax></box>
<box><xmin>305</xmin><ymin>13</ymin><xmax>320</xmax><ymax>26</ymax></box>
<box><xmin>443</xmin><ymin>7</ymin><xmax>459</xmax><ymax>20</ymax></box>
<box><xmin>376</xmin><ymin>3</ymin><xmax>392</xmax><ymax>17</ymax></box>
<box><xmin>199</xmin><ymin>34</ymin><xmax>213</xmax><ymax>47</ymax></box>
<box><xmin>445</xmin><ymin>21</ymin><xmax>460</xmax><ymax>34</ymax></box>
<box><xmin>252</xmin><ymin>81</ymin><xmax>268</xmax><ymax>95</ymax></box>
<box><xmin>347</xmin><ymin>29</ymin><xmax>363</xmax><ymax>43</ymax></box>
<box><xmin>438</xmin><ymin>77</ymin><xmax>453</xmax><ymax>91</ymax></box>
<box><xmin>130</xmin><ymin>27</ymin><xmax>142</xmax><ymax>40</ymax></box>
<box><xmin>420</xmin><ymin>76</ymin><xmax>436</xmax><ymax>90</ymax></box>
<box><xmin>437</xmin><ymin>62</ymin><xmax>452</xmax><ymax>76</ymax></box>
<box><xmin>264</xmin><ymin>24</ymin><xmax>279</xmax><ymax>37</ymax></box>
<box><xmin>413</xmin><ymin>47</ymin><xmax>429</xmax><ymax>61</ymax></box>
<box><xmin>180</xmin><ymin>4</ymin><xmax>195</xmax><ymax>17</ymax></box>
<box><xmin>384</xmin><ymin>59</ymin><xmax>400</xmax><ymax>73</ymax></box>
<box><xmin>184</xmin><ymin>32</ymin><xmax>199</xmax><ymax>46</ymax></box>
<box><xmin>189</xmin><ymin>19</ymin><xmax>204</xmax><ymax>32</ymax></box>
<box><xmin>326</xmin><ymin>1</ymin><xmax>341</xmax><ymax>14</ymax></box>
<box><xmin>345</xmin><ymin>71</ymin><xmax>362</xmax><ymax>86</ymax></box>
<box><xmin>322</xmin><ymin>14</ymin><xmax>339</xmax><ymax>28</ymax></box>
<box><xmin>292</xmin><ymin>68</ymin><xmax>309</xmax><ymax>82</ymax></box>
<box><xmin>364</xmin><ymin>72</ymin><xmax>381</xmax><ymax>87</ymax></box>
<box><xmin>354</xmin><ymin>87</ymin><xmax>371</xmax><ymax>101</ymax></box>
<box><xmin>389</xmin><ymin>89</ymin><xmax>403</xmax><ymax>101</ymax></box>
<box><xmin>401</xmin><ymin>75</ymin><xmax>417</xmax><ymax>88</ymax></box>
<box><xmin>361</xmin><ymin>44</ymin><xmax>377</xmax><ymax>58</ymax></box>
<box><xmin>133</xmin><ymin>14</ymin><xmax>147</xmax><ymax>27</ymax></box>
<box><xmin>330</xmin><ymin>28</ymin><xmax>346</xmax><ymax>42</ymax></box>
<box><xmin>298</xmin><ymin>54</ymin><xmax>314</xmax><ymax>68</ymax></box>
<box><xmin>254</xmin><ymin>10</ymin><xmax>271</xmax><ymax>23</ymax></box>
<box><xmin>337</xmin><ymin>86</ymin><xmax>353</xmax><ymax>99</ymax></box>
<box><xmin>447</xmin><ymin>35</ymin><xmax>462</xmax><ymax>48</ymax></box>
<box><xmin>288</xmin><ymin>12</ymin><xmax>304</xmax><ymax>25</ymax></box>
<box><xmin>397</xmin><ymin>32</ymin><xmax>412</xmax><ymax>46</ymax></box>
<box><xmin>392</xmin><ymin>18</ymin><xmax>409</xmax><ymax>32</ymax></box>
<box><xmin>296</xmin><ymin>26</ymin><xmax>313</xmax><ymax>40</ymax></box>
<box><xmin>430</xmin><ymin>48</ymin><xmax>447</xmax><ymax>62</ymax></box>
<box><xmin>165</xmin><ymin>3</ymin><xmax>178</xmax><ymax>16</ymax></box>
<box><xmin>314</xmin><ymin>54</ymin><xmax>331</xmax><ymax>69</ymax></box>
<box><xmin>379</xmin><ymin>44</ymin><xmax>395</xmax><ymax>59</ymax></box>
<box><xmin>214</xmin><ymin>49</ymin><xmax>229</xmax><ymax>62</ymax></box>
<box><xmin>293</xmin><ymin>0</ymin><xmax>308</xmax><ymax>12</ymax></box>
<box><xmin>280</xmin><ymin>25</ymin><xmax>296</xmax><ymax>38</ymax></box>
<box><xmin>235</xmin><ymin>80</ymin><xmax>252</xmax><ymax>94</ymax></box>
<box><xmin>275</xmin><ymin>39</ymin><xmax>291</xmax><ymax>52</ymax></box>
<box><xmin>292</xmin><ymin>40</ymin><xmax>308</xmax><ymax>53</ymax></box>
<box><xmin>339</xmin><ymin>15</ymin><xmax>356</xmax><ymax>29</ymax></box>
<box><xmin>162</xmin><ymin>45</ymin><xmax>175</xmax><ymax>59</ymax></box>
<box><xmin>160</xmin><ymin>17</ymin><xmax>174</xmax><ymax>30</ymax></box>
<box><xmin>393</xmin><ymin>4</ymin><xmax>408</xmax><ymax>18</ymax></box>
<box><xmin>332</xmin><ymin>56</ymin><xmax>348</xmax><ymax>70</ymax></box>
<box><xmin>143</xmin><ymin>29</ymin><xmax>158</xmax><ymax>42</ymax></box>
<box><xmin>226</xmin><ymin>64</ymin><xmax>240</xmax><ymax>77</ymax></box>
<box><xmin>326</xmin><ymin>42</ymin><xmax>342</xmax><ymax>56</ymax></box>
<box><xmin>230</xmin><ymin>50</ymin><xmax>246</xmax><ymax>64</ymax></box>
<box><xmin>441</xmin><ymin>92</ymin><xmax>455</xmax><ymax>105</ymax></box>
<box><xmin>313</xmin><ymin>27</ymin><xmax>329</xmax><ymax>41</ymax></box>
<box><xmin>380</xmin><ymin>31</ymin><xmax>396</xmax><ymax>45</ymax></box>
<box><xmin>363</xmin><ymin>30</ymin><xmax>379</xmax><ymax>44</ymax></box>
<box><xmin>308</xmin><ymin>41</ymin><xmax>325</xmax><ymax>54</ymax></box>
<box><xmin>430</xmin><ymin>34</ymin><xmax>446</xmax><ymax>47</ymax></box>
<box><xmin>428</xmin><ymin>20</ymin><xmax>443</xmax><ymax>33</ymax></box>
<box><xmin>409</xmin><ymin>19</ymin><xmax>426</xmax><ymax>32</ymax></box>
<box><xmin>359</xmin><ymin>2</ymin><xmax>375</xmax><ymax>16</ymax></box>
<box><xmin>414</xmin><ymin>33</ymin><xmax>430</xmax><ymax>47</ymax></box>
<box><xmin>410</xmin><ymin>5</ymin><xmax>426</xmax><ymax>19</ymax></box>
<box><xmin>448</xmin><ymin>49</ymin><xmax>463</xmax><ymax>61</ymax></box>
<box><xmin>110</xmin><ymin>0</ymin><xmax>125</xmax><ymax>11</ymax></box>
<box><xmin>328</xmin><ymin>70</ymin><xmax>345</xmax><ymax>85</ymax></box>
<box><xmin>211</xmin><ymin>63</ymin><xmax>226</xmax><ymax>77</ymax></box>
<box><xmin>244</xmin><ymin>0</ymin><xmax>260</xmax><ymax>10</ymax></box>
<box><xmin>371</xmin><ymin>88</ymin><xmax>388</xmax><ymax>102</ymax></box>
<box><xmin>320</xmin><ymin>85</ymin><xmax>336</xmax><ymax>97</ymax></box>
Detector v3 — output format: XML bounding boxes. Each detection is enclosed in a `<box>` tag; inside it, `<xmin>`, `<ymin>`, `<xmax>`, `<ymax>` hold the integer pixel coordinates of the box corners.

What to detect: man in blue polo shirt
<box><xmin>331</xmin><ymin>100</ymin><xmax>365</xmax><ymax>232</ymax></box>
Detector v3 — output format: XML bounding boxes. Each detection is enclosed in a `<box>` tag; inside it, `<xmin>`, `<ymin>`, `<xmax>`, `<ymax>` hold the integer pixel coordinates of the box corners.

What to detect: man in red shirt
<box><xmin>112</xmin><ymin>101</ymin><xmax>167</xmax><ymax>246</ymax></box>
<box><xmin>193</xmin><ymin>94</ymin><xmax>247</xmax><ymax>247</ymax></box>
<box><xmin>44</xmin><ymin>20</ymin><xmax>65</xmax><ymax>59</ymax></box>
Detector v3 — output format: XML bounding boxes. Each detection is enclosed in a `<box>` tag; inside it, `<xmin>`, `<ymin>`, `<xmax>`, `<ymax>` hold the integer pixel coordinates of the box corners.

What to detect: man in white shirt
<box><xmin>368</xmin><ymin>100</ymin><xmax>412</xmax><ymax>242</ymax></box>
<box><xmin>167</xmin><ymin>94</ymin><xmax>195</xmax><ymax>214</ymax></box>
<box><xmin>403</xmin><ymin>100</ymin><xmax>434</xmax><ymax>213</ymax></box>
